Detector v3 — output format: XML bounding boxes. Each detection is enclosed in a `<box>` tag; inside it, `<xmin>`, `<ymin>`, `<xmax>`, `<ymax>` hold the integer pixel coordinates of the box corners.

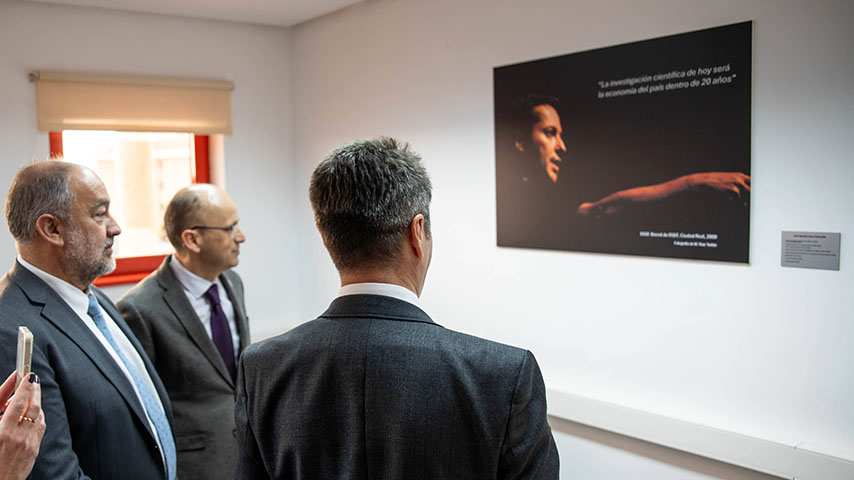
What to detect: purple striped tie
<box><xmin>204</xmin><ymin>285</ymin><xmax>236</xmax><ymax>379</ymax></box>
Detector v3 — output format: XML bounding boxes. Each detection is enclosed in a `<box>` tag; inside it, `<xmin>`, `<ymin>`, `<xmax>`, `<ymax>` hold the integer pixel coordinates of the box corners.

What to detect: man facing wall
<box><xmin>235</xmin><ymin>137</ymin><xmax>559</xmax><ymax>479</ymax></box>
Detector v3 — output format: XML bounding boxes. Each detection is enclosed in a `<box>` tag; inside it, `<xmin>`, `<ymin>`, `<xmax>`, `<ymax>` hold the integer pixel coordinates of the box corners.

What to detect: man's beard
<box><xmin>65</xmin><ymin>228</ymin><xmax>116</xmax><ymax>287</ymax></box>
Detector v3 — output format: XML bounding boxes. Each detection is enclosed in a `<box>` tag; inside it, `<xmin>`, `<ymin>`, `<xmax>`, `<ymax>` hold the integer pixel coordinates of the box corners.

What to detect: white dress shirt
<box><xmin>17</xmin><ymin>256</ymin><xmax>169</xmax><ymax>470</ymax></box>
<box><xmin>168</xmin><ymin>256</ymin><xmax>240</xmax><ymax>361</ymax></box>
<box><xmin>337</xmin><ymin>282</ymin><xmax>421</xmax><ymax>308</ymax></box>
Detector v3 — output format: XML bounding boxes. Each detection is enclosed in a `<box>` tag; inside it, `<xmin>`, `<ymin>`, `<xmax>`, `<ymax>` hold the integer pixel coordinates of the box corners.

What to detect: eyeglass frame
<box><xmin>188</xmin><ymin>222</ymin><xmax>240</xmax><ymax>237</ymax></box>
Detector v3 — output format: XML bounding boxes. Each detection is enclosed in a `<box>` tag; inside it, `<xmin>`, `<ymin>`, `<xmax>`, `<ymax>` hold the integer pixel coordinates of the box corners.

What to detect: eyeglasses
<box><xmin>189</xmin><ymin>223</ymin><xmax>240</xmax><ymax>237</ymax></box>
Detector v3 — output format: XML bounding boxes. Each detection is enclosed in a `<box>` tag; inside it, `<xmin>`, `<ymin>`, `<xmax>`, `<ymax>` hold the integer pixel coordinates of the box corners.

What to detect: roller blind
<box><xmin>34</xmin><ymin>71</ymin><xmax>233</xmax><ymax>134</ymax></box>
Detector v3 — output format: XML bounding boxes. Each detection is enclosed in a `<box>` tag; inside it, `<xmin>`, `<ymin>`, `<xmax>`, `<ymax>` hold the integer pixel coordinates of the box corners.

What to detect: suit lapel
<box><xmin>220</xmin><ymin>271</ymin><xmax>250</xmax><ymax>354</ymax></box>
<box><xmin>10</xmin><ymin>263</ymin><xmax>156</xmax><ymax>439</ymax></box>
<box><xmin>157</xmin><ymin>258</ymin><xmax>234</xmax><ymax>386</ymax></box>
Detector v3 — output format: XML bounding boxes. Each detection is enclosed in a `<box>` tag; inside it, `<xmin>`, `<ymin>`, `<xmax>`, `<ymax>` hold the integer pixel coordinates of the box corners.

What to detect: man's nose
<box><xmin>108</xmin><ymin>215</ymin><xmax>122</xmax><ymax>236</ymax></box>
<box><xmin>234</xmin><ymin>226</ymin><xmax>246</xmax><ymax>243</ymax></box>
<box><xmin>557</xmin><ymin>135</ymin><xmax>567</xmax><ymax>152</ymax></box>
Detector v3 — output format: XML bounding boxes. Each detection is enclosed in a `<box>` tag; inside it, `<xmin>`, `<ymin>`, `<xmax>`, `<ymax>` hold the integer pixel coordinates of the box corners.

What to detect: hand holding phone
<box><xmin>15</xmin><ymin>326</ymin><xmax>33</xmax><ymax>390</ymax></box>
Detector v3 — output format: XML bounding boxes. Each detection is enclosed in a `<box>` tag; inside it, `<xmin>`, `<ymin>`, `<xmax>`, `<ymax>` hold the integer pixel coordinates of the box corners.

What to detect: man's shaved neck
<box><xmin>338</xmin><ymin>255</ymin><xmax>424</xmax><ymax>297</ymax></box>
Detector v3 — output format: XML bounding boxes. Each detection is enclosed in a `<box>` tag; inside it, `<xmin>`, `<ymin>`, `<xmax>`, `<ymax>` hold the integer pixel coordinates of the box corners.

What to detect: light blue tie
<box><xmin>87</xmin><ymin>294</ymin><xmax>176</xmax><ymax>480</ymax></box>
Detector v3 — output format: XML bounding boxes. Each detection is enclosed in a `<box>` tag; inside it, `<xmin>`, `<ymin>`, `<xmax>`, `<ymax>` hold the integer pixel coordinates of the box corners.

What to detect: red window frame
<box><xmin>50</xmin><ymin>132</ymin><xmax>210</xmax><ymax>286</ymax></box>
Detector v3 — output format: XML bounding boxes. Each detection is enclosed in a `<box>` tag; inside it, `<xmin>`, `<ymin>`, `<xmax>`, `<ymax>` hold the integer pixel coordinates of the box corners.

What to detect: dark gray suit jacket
<box><xmin>236</xmin><ymin>294</ymin><xmax>558</xmax><ymax>479</ymax></box>
<box><xmin>118</xmin><ymin>256</ymin><xmax>249</xmax><ymax>480</ymax></box>
<box><xmin>0</xmin><ymin>260</ymin><xmax>173</xmax><ymax>480</ymax></box>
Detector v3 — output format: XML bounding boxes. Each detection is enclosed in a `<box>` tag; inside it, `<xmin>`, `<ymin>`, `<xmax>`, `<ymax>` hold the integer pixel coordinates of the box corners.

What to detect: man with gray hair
<box><xmin>0</xmin><ymin>161</ymin><xmax>176</xmax><ymax>479</ymax></box>
<box><xmin>235</xmin><ymin>137</ymin><xmax>559</xmax><ymax>479</ymax></box>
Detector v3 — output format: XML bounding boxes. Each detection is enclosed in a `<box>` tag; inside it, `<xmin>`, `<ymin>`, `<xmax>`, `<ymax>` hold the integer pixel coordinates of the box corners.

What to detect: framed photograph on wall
<box><xmin>494</xmin><ymin>21</ymin><xmax>752</xmax><ymax>263</ymax></box>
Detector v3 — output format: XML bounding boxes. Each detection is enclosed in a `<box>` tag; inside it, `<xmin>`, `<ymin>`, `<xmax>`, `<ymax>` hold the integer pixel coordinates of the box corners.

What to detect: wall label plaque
<box><xmin>781</xmin><ymin>231</ymin><xmax>841</xmax><ymax>270</ymax></box>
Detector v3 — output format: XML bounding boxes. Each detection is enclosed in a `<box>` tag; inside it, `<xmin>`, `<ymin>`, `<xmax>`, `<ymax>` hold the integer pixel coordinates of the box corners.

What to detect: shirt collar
<box><xmin>337</xmin><ymin>282</ymin><xmax>420</xmax><ymax>307</ymax></box>
<box><xmin>168</xmin><ymin>255</ymin><xmax>219</xmax><ymax>299</ymax></box>
<box><xmin>17</xmin><ymin>255</ymin><xmax>92</xmax><ymax>314</ymax></box>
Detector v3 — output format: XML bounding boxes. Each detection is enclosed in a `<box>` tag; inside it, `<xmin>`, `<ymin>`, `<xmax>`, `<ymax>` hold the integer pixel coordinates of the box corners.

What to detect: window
<box><xmin>33</xmin><ymin>70</ymin><xmax>232</xmax><ymax>285</ymax></box>
<box><xmin>50</xmin><ymin>131</ymin><xmax>210</xmax><ymax>286</ymax></box>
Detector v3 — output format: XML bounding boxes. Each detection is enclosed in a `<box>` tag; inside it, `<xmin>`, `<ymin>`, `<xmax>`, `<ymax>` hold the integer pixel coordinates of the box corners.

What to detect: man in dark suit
<box><xmin>235</xmin><ymin>137</ymin><xmax>559</xmax><ymax>479</ymax></box>
<box><xmin>118</xmin><ymin>184</ymin><xmax>249</xmax><ymax>480</ymax></box>
<box><xmin>0</xmin><ymin>161</ymin><xmax>176</xmax><ymax>479</ymax></box>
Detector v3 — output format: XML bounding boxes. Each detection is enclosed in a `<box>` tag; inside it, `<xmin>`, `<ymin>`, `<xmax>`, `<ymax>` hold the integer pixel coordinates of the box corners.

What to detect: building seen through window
<box><xmin>60</xmin><ymin>130</ymin><xmax>195</xmax><ymax>258</ymax></box>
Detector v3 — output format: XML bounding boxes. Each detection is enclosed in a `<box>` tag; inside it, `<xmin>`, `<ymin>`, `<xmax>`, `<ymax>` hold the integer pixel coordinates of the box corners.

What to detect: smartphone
<box><xmin>15</xmin><ymin>326</ymin><xmax>33</xmax><ymax>389</ymax></box>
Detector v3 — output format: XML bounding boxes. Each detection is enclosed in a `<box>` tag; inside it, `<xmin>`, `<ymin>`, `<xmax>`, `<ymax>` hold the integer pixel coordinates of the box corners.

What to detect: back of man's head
<box><xmin>164</xmin><ymin>186</ymin><xmax>207</xmax><ymax>251</ymax></box>
<box><xmin>309</xmin><ymin>137</ymin><xmax>432</xmax><ymax>272</ymax></box>
<box><xmin>6</xmin><ymin>161</ymin><xmax>77</xmax><ymax>244</ymax></box>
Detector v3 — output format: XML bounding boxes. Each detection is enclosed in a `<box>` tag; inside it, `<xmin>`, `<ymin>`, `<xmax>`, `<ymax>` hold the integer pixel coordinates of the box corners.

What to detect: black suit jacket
<box><xmin>118</xmin><ymin>256</ymin><xmax>249</xmax><ymax>480</ymax></box>
<box><xmin>236</xmin><ymin>294</ymin><xmax>558</xmax><ymax>479</ymax></box>
<box><xmin>0</xmin><ymin>261</ymin><xmax>173</xmax><ymax>480</ymax></box>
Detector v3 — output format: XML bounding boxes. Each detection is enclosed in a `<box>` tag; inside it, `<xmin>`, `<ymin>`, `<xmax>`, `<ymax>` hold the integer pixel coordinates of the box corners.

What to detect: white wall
<box><xmin>289</xmin><ymin>0</ymin><xmax>854</xmax><ymax>474</ymax></box>
<box><xmin>1</xmin><ymin>0</ymin><xmax>851</xmax><ymax>477</ymax></box>
<box><xmin>0</xmin><ymin>2</ymin><xmax>298</xmax><ymax>339</ymax></box>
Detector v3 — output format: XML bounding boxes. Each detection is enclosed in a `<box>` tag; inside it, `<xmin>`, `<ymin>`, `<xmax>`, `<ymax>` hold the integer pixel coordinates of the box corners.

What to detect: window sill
<box><xmin>93</xmin><ymin>254</ymin><xmax>165</xmax><ymax>287</ymax></box>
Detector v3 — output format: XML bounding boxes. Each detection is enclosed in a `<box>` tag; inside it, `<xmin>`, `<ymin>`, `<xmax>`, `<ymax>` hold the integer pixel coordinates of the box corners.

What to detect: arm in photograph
<box><xmin>576</xmin><ymin>171</ymin><xmax>751</xmax><ymax>217</ymax></box>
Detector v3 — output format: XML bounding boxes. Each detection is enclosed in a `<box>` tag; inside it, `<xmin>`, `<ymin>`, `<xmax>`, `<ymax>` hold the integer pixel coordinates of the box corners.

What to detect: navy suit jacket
<box><xmin>0</xmin><ymin>261</ymin><xmax>173</xmax><ymax>480</ymax></box>
<box><xmin>235</xmin><ymin>294</ymin><xmax>559</xmax><ymax>479</ymax></box>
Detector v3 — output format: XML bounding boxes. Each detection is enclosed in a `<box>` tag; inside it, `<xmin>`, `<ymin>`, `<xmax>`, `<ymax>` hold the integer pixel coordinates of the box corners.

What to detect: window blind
<box><xmin>34</xmin><ymin>71</ymin><xmax>233</xmax><ymax>134</ymax></box>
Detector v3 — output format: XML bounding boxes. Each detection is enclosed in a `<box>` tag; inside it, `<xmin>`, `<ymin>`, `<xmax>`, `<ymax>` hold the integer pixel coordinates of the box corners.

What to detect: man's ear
<box><xmin>180</xmin><ymin>229</ymin><xmax>203</xmax><ymax>254</ymax></box>
<box><xmin>514</xmin><ymin>140</ymin><xmax>525</xmax><ymax>152</ymax></box>
<box><xmin>34</xmin><ymin>214</ymin><xmax>65</xmax><ymax>247</ymax></box>
<box><xmin>408</xmin><ymin>214</ymin><xmax>427</xmax><ymax>259</ymax></box>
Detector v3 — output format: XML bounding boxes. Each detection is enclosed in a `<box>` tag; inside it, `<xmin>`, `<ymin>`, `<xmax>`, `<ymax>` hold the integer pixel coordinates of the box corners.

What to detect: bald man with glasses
<box><xmin>118</xmin><ymin>184</ymin><xmax>250</xmax><ymax>480</ymax></box>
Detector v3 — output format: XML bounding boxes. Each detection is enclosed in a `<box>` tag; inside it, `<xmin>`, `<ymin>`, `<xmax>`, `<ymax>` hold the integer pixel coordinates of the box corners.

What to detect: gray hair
<box><xmin>164</xmin><ymin>186</ymin><xmax>206</xmax><ymax>250</ymax></box>
<box><xmin>6</xmin><ymin>161</ymin><xmax>77</xmax><ymax>243</ymax></box>
<box><xmin>309</xmin><ymin>137</ymin><xmax>432</xmax><ymax>271</ymax></box>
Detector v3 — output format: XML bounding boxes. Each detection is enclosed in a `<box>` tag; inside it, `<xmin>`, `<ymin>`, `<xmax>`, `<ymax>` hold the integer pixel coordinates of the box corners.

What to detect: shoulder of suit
<box><xmin>0</xmin><ymin>271</ymin><xmax>21</xmax><ymax>299</ymax></box>
<box><xmin>240</xmin><ymin>316</ymin><xmax>316</xmax><ymax>362</ymax></box>
<box><xmin>116</xmin><ymin>267</ymin><xmax>167</xmax><ymax>307</ymax></box>
<box><xmin>0</xmin><ymin>265</ymin><xmax>44</xmax><ymax>304</ymax></box>
<box><xmin>430</xmin><ymin>324</ymin><xmax>531</xmax><ymax>365</ymax></box>
<box><xmin>0</xmin><ymin>275</ymin><xmax>31</xmax><ymax>329</ymax></box>
<box><xmin>242</xmin><ymin>315</ymin><xmax>528</xmax><ymax>369</ymax></box>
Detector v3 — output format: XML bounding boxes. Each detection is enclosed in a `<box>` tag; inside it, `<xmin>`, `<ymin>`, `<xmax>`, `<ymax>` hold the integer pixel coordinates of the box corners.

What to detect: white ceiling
<box><xmin>16</xmin><ymin>0</ymin><xmax>365</xmax><ymax>27</ymax></box>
